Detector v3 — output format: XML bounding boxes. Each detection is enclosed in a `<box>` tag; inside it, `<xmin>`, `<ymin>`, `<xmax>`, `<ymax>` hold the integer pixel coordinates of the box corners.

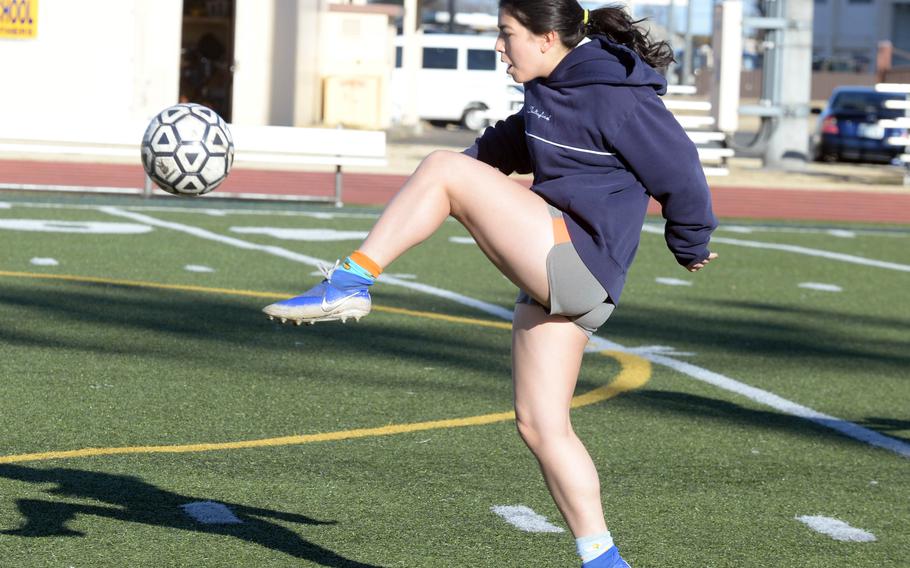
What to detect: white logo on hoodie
<box><xmin>528</xmin><ymin>105</ymin><xmax>551</xmax><ymax>121</ymax></box>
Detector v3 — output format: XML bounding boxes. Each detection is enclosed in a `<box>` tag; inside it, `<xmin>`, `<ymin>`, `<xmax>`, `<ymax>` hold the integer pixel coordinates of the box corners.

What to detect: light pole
<box><xmin>682</xmin><ymin>0</ymin><xmax>694</xmax><ymax>85</ymax></box>
<box><xmin>667</xmin><ymin>0</ymin><xmax>678</xmax><ymax>84</ymax></box>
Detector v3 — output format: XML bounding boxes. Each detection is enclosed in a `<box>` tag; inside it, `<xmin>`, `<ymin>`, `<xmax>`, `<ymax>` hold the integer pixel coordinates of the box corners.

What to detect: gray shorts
<box><xmin>516</xmin><ymin>206</ymin><xmax>614</xmax><ymax>337</ymax></box>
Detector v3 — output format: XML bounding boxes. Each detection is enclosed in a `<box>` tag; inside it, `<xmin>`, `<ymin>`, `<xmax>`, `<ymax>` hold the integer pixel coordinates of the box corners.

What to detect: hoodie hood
<box><xmin>544</xmin><ymin>35</ymin><xmax>667</xmax><ymax>95</ymax></box>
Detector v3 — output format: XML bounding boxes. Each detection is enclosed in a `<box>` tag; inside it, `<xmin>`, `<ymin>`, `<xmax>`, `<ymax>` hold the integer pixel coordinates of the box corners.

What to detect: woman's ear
<box><xmin>540</xmin><ymin>30</ymin><xmax>560</xmax><ymax>53</ymax></box>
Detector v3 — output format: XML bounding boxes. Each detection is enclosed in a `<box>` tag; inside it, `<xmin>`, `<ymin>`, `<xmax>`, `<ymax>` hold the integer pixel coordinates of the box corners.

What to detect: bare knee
<box><xmin>515</xmin><ymin>414</ymin><xmax>571</xmax><ymax>454</ymax></box>
<box><xmin>416</xmin><ymin>149</ymin><xmax>462</xmax><ymax>179</ymax></box>
<box><xmin>415</xmin><ymin>150</ymin><xmax>477</xmax><ymax>218</ymax></box>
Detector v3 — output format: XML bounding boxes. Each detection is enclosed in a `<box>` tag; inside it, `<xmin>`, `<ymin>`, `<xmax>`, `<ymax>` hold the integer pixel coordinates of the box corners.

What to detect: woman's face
<box><xmin>495</xmin><ymin>10</ymin><xmax>550</xmax><ymax>83</ymax></box>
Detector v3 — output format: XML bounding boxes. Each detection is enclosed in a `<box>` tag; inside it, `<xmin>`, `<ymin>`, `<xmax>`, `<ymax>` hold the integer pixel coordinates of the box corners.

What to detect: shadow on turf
<box><xmin>607</xmin><ymin>298</ymin><xmax>910</xmax><ymax>371</ymax></box>
<box><xmin>4</xmin><ymin>279</ymin><xmax>906</xmax><ymax>441</ymax></box>
<box><xmin>626</xmin><ymin>390</ymin><xmax>910</xmax><ymax>448</ymax></box>
<box><xmin>0</xmin><ymin>464</ymin><xmax>384</xmax><ymax>567</ymax></box>
<box><xmin>0</xmin><ymin>283</ymin><xmax>512</xmax><ymax>381</ymax></box>
<box><xmin>0</xmin><ymin>282</ymin><xmax>526</xmax><ymax>407</ymax></box>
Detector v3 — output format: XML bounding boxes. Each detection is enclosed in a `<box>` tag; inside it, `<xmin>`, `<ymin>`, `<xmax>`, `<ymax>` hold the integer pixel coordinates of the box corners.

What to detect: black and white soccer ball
<box><xmin>141</xmin><ymin>103</ymin><xmax>234</xmax><ymax>196</ymax></box>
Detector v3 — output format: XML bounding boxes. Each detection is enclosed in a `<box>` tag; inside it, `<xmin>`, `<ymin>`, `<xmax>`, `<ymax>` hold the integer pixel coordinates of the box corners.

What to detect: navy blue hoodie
<box><xmin>464</xmin><ymin>36</ymin><xmax>717</xmax><ymax>304</ymax></box>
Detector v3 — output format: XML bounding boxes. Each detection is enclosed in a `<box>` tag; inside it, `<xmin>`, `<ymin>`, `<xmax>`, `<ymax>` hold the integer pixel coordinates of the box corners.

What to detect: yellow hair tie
<box><xmin>583</xmin><ymin>8</ymin><xmax>589</xmax><ymax>25</ymax></box>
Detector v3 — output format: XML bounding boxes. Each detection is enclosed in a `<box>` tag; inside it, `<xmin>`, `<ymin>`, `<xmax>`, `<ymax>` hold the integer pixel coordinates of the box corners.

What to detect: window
<box><xmin>467</xmin><ymin>49</ymin><xmax>497</xmax><ymax>71</ymax></box>
<box><xmin>832</xmin><ymin>91</ymin><xmax>905</xmax><ymax>119</ymax></box>
<box><xmin>422</xmin><ymin>47</ymin><xmax>458</xmax><ymax>70</ymax></box>
<box><xmin>396</xmin><ymin>46</ymin><xmax>402</xmax><ymax>68</ymax></box>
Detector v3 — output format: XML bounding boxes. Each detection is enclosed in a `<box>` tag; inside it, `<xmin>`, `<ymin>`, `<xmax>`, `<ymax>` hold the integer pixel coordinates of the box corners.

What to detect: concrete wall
<box><xmin>0</xmin><ymin>0</ymin><xmax>396</xmax><ymax>147</ymax></box>
<box><xmin>0</xmin><ymin>0</ymin><xmax>182</xmax><ymax>136</ymax></box>
<box><xmin>294</xmin><ymin>0</ymin><xmax>324</xmax><ymax>126</ymax></box>
<box><xmin>232</xmin><ymin>0</ymin><xmax>277</xmax><ymax>126</ymax></box>
<box><xmin>696</xmin><ymin>69</ymin><xmax>879</xmax><ymax>104</ymax></box>
<box><xmin>319</xmin><ymin>7</ymin><xmax>395</xmax><ymax>128</ymax></box>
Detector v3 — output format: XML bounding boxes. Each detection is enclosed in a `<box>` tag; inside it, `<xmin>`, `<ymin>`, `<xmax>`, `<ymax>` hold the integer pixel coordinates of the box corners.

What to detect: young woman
<box><xmin>265</xmin><ymin>1</ymin><xmax>718</xmax><ymax>565</ymax></box>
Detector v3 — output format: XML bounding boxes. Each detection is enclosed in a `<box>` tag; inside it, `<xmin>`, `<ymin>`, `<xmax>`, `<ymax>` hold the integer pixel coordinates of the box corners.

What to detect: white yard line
<box><xmin>96</xmin><ymin>207</ymin><xmax>910</xmax><ymax>459</ymax></box>
<box><xmin>5</xmin><ymin>200</ymin><xmax>382</xmax><ymax>219</ymax></box>
<box><xmin>491</xmin><ymin>505</ymin><xmax>564</xmax><ymax>533</ymax></box>
<box><xmin>181</xmin><ymin>501</ymin><xmax>243</xmax><ymax>525</ymax></box>
<box><xmin>585</xmin><ymin>338</ymin><xmax>910</xmax><ymax>459</ymax></box>
<box><xmin>100</xmin><ymin>207</ymin><xmax>514</xmax><ymax>320</ymax></box>
<box><xmin>646</xmin><ymin>222</ymin><xmax>910</xmax><ymax>238</ymax></box>
<box><xmin>795</xmin><ymin>515</ymin><xmax>876</xmax><ymax>542</ymax></box>
<box><xmin>642</xmin><ymin>225</ymin><xmax>910</xmax><ymax>272</ymax></box>
<box><xmin>711</xmin><ymin>236</ymin><xmax>910</xmax><ymax>272</ymax></box>
<box><xmin>798</xmin><ymin>282</ymin><xmax>843</xmax><ymax>292</ymax></box>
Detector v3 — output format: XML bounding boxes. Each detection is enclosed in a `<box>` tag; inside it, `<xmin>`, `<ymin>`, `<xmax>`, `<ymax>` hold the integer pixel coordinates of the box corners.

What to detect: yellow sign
<box><xmin>0</xmin><ymin>0</ymin><xmax>38</xmax><ymax>39</ymax></box>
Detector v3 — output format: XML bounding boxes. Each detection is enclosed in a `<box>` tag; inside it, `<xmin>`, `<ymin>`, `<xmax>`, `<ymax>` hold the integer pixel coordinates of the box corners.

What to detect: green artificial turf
<box><xmin>0</xmin><ymin>196</ymin><xmax>907</xmax><ymax>567</ymax></box>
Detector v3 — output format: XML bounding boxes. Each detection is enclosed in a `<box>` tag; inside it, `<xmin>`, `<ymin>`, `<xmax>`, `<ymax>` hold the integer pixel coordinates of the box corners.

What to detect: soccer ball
<box><xmin>141</xmin><ymin>103</ymin><xmax>234</xmax><ymax>196</ymax></box>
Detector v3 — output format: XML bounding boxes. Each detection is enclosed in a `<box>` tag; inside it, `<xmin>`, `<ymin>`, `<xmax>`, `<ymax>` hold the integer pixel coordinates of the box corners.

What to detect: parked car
<box><xmin>811</xmin><ymin>86</ymin><xmax>909</xmax><ymax>164</ymax></box>
<box><xmin>391</xmin><ymin>33</ymin><xmax>524</xmax><ymax>131</ymax></box>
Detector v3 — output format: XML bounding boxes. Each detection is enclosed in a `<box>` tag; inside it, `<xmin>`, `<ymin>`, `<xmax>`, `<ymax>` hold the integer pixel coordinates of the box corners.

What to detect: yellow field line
<box><xmin>0</xmin><ymin>270</ymin><xmax>511</xmax><ymax>330</ymax></box>
<box><xmin>0</xmin><ymin>270</ymin><xmax>651</xmax><ymax>464</ymax></box>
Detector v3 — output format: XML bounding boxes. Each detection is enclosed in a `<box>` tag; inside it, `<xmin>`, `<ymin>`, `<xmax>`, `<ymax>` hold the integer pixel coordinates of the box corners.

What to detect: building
<box><xmin>812</xmin><ymin>0</ymin><xmax>910</xmax><ymax>72</ymax></box>
<box><xmin>0</xmin><ymin>0</ymin><xmax>400</xmax><ymax>146</ymax></box>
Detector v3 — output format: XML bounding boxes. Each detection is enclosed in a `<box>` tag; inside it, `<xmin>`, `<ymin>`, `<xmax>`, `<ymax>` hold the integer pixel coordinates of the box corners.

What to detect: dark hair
<box><xmin>498</xmin><ymin>1</ymin><xmax>675</xmax><ymax>70</ymax></box>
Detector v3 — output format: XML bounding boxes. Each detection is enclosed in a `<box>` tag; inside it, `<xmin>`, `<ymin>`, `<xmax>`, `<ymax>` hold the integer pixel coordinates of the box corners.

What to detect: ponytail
<box><xmin>498</xmin><ymin>1</ymin><xmax>675</xmax><ymax>70</ymax></box>
<box><xmin>584</xmin><ymin>6</ymin><xmax>675</xmax><ymax>70</ymax></box>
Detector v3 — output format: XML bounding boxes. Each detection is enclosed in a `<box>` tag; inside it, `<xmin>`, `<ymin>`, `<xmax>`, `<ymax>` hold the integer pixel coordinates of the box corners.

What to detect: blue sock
<box><xmin>329</xmin><ymin>257</ymin><xmax>375</xmax><ymax>291</ymax></box>
<box><xmin>577</xmin><ymin>531</ymin><xmax>614</xmax><ymax>564</ymax></box>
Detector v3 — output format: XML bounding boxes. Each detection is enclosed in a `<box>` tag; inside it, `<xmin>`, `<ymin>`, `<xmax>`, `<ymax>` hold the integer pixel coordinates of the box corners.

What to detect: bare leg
<box><xmin>361</xmin><ymin>151</ymin><xmax>609</xmax><ymax>532</ymax></box>
<box><xmin>360</xmin><ymin>150</ymin><xmax>553</xmax><ymax>303</ymax></box>
<box><xmin>263</xmin><ymin>150</ymin><xmax>557</xmax><ymax>323</ymax></box>
<box><xmin>512</xmin><ymin>302</ymin><xmax>608</xmax><ymax>537</ymax></box>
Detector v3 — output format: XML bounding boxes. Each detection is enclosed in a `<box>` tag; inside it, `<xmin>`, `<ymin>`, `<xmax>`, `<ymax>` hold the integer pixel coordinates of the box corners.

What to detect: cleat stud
<box><xmin>354</xmin><ymin>317</ymin><xmax>361</xmax><ymax>322</ymax></box>
<box><xmin>267</xmin><ymin>315</ymin><xmax>275</xmax><ymax>321</ymax></box>
<box><xmin>341</xmin><ymin>318</ymin><xmax>347</xmax><ymax>324</ymax></box>
<box><xmin>307</xmin><ymin>321</ymin><xmax>316</xmax><ymax>326</ymax></box>
<box><xmin>295</xmin><ymin>320</ymin><xmax>303</xmax><ymax>326</ymax></box>
<box><xmin>280</xmin><ymin>318</ymin><xmax>287</xmax><ymax>324</ymax></box>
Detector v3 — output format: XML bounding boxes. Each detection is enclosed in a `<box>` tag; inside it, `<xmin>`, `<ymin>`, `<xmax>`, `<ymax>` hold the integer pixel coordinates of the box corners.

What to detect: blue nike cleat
<box><xmin>582</xmin><ymin>546</ymin><xmax>631</xmax><ymax>568</ymax></box>
<box><xmin>263</xmin><ymin>261</ymin><xmax>372</xmax><ymax>325</ymax></box>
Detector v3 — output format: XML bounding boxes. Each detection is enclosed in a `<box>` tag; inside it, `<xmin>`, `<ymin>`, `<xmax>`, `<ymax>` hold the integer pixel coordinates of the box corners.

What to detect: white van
<box><xmin>391</xmin><ymin>33</ymin><xmax>524</xmax><ymax>130</ymax></box>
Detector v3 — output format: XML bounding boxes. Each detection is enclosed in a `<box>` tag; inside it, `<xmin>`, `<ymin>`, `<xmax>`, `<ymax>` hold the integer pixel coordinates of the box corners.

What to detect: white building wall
<box><xmin>319</xmin><ymin>8</ymin><xmax>393</xmax><ymax>128</ymax></box>
<box><xmin>294</xmin><ymin>0</ymin><xmax>324</xmax><ymax>126</ymax></box>
<box><xmin>232</xmin><ymin>0</ymin><xmax>277</xmax><ymax>126</ymax></box>
<box><xmin>0</xmin><ymin>0</ymin><xmax>391</xmax><ymax>151</ymax></box>
<box><xmin>0</xmin><ymin>0</ymin><xmax>182</xmax><ymax>137</ymax></box>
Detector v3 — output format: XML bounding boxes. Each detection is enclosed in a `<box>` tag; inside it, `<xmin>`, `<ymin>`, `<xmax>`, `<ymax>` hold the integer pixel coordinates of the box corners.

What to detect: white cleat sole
<box><xmin>263</xmin><ymin>300</ymin><xmax>371</xmax><ymax>326</ymax></box>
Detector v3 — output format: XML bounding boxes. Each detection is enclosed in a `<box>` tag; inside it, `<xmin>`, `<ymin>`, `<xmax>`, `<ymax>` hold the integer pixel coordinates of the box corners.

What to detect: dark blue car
<box><xmin>811</xmin><ymin>86</ymin><xmax>909</xmax><ymax>164</ymax></box>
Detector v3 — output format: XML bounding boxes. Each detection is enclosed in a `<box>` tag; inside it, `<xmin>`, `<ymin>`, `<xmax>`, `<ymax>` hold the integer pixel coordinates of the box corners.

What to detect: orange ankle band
<box><xmin>350</xmin><ymin>250</ymin><xmax>382</xmax><ymax>278</ymax></box>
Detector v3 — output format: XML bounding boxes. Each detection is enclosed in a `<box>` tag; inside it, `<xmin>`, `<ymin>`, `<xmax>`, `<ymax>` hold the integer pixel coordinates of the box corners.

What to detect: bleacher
<box><xmin>664</xmin><ymin>84</ymin><xmax>735</xmax><ymax>177</ymax></box>
<box><xmin>875</xmin><ymin>83</ymin><xmax>910</xmax><ymax>186</ymax></box>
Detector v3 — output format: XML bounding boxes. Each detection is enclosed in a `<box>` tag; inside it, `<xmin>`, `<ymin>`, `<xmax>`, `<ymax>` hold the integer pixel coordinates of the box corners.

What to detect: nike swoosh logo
<box><xmin>321</xmin><ymin>292</ymin><xmax>359</xmax><ymax>312</ymax></box>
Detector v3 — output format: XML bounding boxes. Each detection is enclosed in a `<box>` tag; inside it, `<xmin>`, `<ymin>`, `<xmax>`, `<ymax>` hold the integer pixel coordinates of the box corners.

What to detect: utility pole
<box><xmin>667</xmin><ymin>0</ymin><xmax>677</xmax><ymax>84</ymax></box>
<box><xmin>683</xmin><ymin>0</ymin><xmax>694</xmax><ymax>85</ymax></box>
<box><xmin>712</xmin><ymin>0</ymin><xmax>742</xmax><ymax>135</ymax></box>
<box><xmin>448</xmin><ymin>0</ymin><xmax>456</xmax><ymax>33</ymax></box>
<box><xmin>401</xmin><ymin>0</ymin><xmax>422</xmax><ymax>132</ymax></box>
<box><xmin>741</xmin><ymin>0</ymin><xmax>814</xmax><ymax>169</ymax></box>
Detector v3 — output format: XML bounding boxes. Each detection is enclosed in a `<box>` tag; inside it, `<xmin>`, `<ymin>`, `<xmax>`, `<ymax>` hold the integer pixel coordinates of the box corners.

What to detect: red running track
<box><xmin>1</xmin><ymin>159</ymin><xmax>909</xmax><ymax>224</ymax></box>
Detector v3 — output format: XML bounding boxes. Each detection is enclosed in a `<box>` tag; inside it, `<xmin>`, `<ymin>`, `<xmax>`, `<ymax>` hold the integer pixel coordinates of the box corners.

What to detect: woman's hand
<box><xmin>687</xmin><ymin>252</ymin><xmax>718</xmax><ymax>272</ymax></box>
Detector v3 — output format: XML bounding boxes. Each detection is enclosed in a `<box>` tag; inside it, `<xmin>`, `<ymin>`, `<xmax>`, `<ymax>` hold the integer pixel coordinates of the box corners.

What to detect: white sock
<box><xmin>576</xmin><ymin>531</ymin><xmax>614</xmax><ymax>563</ymax></box>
